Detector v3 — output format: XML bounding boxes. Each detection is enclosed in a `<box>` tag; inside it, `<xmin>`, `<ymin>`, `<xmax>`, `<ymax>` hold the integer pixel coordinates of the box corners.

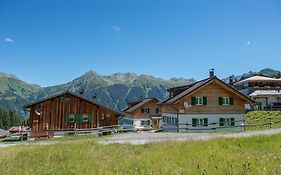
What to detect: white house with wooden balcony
<box><xmin>122</xmin><ymin>97</ymin><xmax>162</xmax><ymax>131</ymax></box>
<box><xmin>233</xmin><ymin>75</ymin><xmax>281</xmax><ymax>110</ymax></box>
<box><xmin>160</xmin><ymin>69</ymin><xmax>255</xmax><ymax>132</ymax></box>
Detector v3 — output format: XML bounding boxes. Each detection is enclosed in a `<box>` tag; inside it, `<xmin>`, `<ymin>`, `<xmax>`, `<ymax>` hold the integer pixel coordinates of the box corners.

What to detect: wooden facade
<box><xmin>124</xmin><ymin>99</ymin><xmax>161</xmax><ymax>119</ymax></box>
<box><xmin>24</xmin><ymin>92</ymin><xmax>121</xmax><ymax>135</ymax></box>
<box><xmin>160</xmin><ymin>75</ymin><xmax>255</xmax><ymax>132</ymax></box>
<box><xmin>162</xmin><ymin>79</ymin><xmax>251</xmax><ymax>114</ymax></box>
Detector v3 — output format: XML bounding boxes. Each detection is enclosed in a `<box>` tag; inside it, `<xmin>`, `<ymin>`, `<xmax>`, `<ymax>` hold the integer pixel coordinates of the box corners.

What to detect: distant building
<box><xmin>233</xmin><ymin>76</ymin><xmax>281</xmax><ymax>109</ymax></box>
<box><xmin>160</xmin><ymin>69</ymin><xmax>255</xmax><ymax>132</ymax></box>
<box><xmin>122</xmin><ymin>97</ymin><xmax>162</xmax><ymax>131</ymax></box>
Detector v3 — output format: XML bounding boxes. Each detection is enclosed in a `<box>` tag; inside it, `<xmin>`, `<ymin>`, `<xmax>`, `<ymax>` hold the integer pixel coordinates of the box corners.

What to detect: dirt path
<box><xmin>1</xmin><ymin>128</ymin><xmax>281</xmax><ymax>147</ymax></box>
<box><xmin>0</xmin><ymin>141</ymin><xmax>56</xmax><ymax>148</ymax></box>
<box><xmin>98</xmin><ymin>128</ymin><xmax>281</xmax><ymax>145</ymax></box>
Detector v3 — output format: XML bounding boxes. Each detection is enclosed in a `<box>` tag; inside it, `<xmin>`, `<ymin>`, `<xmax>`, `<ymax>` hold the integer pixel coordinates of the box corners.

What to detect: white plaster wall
<box><xmin>162</xmin><ymin>113</ymin><xmax>245</xmax><ymax>132</ymax></box>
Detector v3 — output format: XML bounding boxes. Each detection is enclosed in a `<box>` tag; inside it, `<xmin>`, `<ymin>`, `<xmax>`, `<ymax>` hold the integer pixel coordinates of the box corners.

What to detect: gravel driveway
<box><xmin>98</xmin><ymin>128</ymin><xmax>281</xmax><ymax>145</ymax></box>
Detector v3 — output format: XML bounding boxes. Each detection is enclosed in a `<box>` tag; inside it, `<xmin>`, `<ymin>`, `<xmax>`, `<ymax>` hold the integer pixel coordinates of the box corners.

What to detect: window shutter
<box><xmin>218</xmin><ymin>97</ymin><xmax>223</xmax><ymax>105</ymax></box>
<box><xmin>229</xmin><ymin>97</ymin><xmax>234</xmax><ymax>105</ymax></box>
<box><xmin>192</xmin><ymin>118</ymin><xmax>197</xmax><ymax>127</ymax></box>
<box><xmin>88</xmin><ymin>112</ymin><xmax>93</xmax><ymax>122</ymax></box>
<box><xmin>203</xmin><ymin>97</ymin><xmax>207</xmax><ymax>105</ymax></box>
<box><xmin>204</xmin><ymin>118</ymin><xmax>208</xmax><ymax>126</ymax></box>
<box><xmin>231</xmin><ymin>118</ymin><xmax>235</xmax><ymax>126</ymax></box>
<box><xmin>148</xmin><ymin>108</ymin><xmax>150</xmax><ymax>113</ymax></box>
<box><xmin>219</xmin><ymin>118</ymin><xmax>224</xmax><ymax>126</ymax></box>
<box><xmin>64</xmin><ymin>113</ymin><xmax>69</xmax><ymax>124</ymax></box>
<box><xmin>79</xmin><ymin>113</ymin><xmax>83</xmax><ymax>123</ymax></box>
<box><xmin>141</xmin><ymin>108</ymin><xmax>144</xmax><ymax>113</ymax></box>
<box><xmin>191</xmin><ymin>97</ymin><xmax>196</xmax><ymax>105</ymax></box>
<box><xmin>75</xmin><ymin>113</ymin><xmax>80</xmax><ymax>123</ymax></box>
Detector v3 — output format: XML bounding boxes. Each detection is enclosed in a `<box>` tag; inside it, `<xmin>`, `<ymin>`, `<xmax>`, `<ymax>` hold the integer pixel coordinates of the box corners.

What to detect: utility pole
<box><xmin>171</xmin><ymin>105</ymin><xmax>180</xmax><ymax>132</ymax></box>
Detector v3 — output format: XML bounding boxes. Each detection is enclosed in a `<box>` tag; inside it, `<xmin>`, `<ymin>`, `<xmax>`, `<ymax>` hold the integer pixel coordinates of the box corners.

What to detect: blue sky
<box><xmin>0</xmin><ymin>0</ymin><xmax>281</xmax><ymax>86</ymax></box>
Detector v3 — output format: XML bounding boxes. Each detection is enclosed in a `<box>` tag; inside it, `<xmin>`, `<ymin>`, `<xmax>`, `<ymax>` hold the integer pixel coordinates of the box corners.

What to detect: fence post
<box><xmin>269</xmin><ymin>117</ymin><xmax>272</xmax><ymax>129</ymax></box>
<box><xmin>243</xmin><ymin>114</ymin><xmax>246</xmax><ymax>131</ymax></box>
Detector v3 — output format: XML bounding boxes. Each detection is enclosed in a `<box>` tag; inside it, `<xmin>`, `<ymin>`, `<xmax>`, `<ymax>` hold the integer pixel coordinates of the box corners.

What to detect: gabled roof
<box><xmin>161</xmin><ymin>76</ymin><xmax>255</xmax><ymax>105</ymax></box>
<box><xmin>122</xmin><ymin>97</ymin><xmax>159</xmax><ymax>113</ymax></box>
<box><xmin>24</xmin><ymin>91</ymin><xmax>123</xmax><ymax>115</ymax></box>
<box><xmin>234</xmin><ymin>75</ymin><xmax>281</xmax><ymax>85</ymax></box>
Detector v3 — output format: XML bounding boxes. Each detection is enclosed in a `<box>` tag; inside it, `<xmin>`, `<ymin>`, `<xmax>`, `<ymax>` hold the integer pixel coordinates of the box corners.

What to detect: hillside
<box><xmin>0</xmin><ymin>71</ymin><xmax>194</xmax><ymax>117</ymax></box>
<box><xmin>0</xmin><ymin>68</ymin><xmax>280</xmax><ymax>118</ymax></box>
<box><xmin>0</xmin><ymin>73</ymin><xmax>41</xmax><ymax>117</ymax></box>
<box><xmin>36</xmin><ymin>71</ymin><xmax>195</xmax><ymax>111</ymax></box>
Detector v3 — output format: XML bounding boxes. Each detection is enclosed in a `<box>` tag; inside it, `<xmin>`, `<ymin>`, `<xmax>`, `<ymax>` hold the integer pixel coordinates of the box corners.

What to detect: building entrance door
<box><xmin>152</xmin><ymin>119</ymin><xmax>159</xmax><ymax>129</ymax></box>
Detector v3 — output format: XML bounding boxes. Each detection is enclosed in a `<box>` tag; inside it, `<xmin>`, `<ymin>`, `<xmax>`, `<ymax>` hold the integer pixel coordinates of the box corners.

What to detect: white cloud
<box><xmin>112</xmin><ymin>25</ymin><xmax>121</xmax><ymax>33</ymax></box>
<box><xmin>4</xmin><ymin>38</ymin><xmax>13</xmax><ymax>43</ymax></box>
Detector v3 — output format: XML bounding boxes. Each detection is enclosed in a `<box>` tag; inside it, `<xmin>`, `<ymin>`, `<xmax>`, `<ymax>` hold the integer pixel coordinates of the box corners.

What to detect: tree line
<box><xmin>0</xmin><ymin>107</ymin><xmax>22</xmax><ymax>129</ymax></box>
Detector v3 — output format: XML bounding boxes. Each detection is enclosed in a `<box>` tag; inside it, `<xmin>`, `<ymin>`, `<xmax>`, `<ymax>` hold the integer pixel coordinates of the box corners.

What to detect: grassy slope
<box><xmin>246</xmin><ymin>111</ymin><xmax>281</xmax><ymax>130</ymax></box>
<box><xmin>0</xmin><ymin>134</ymin><xmax>281</xmax><ymax>175</ymax></box>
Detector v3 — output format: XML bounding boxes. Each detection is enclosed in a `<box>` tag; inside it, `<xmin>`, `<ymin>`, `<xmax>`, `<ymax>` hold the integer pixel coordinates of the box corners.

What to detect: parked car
<box><xmin>264</xmin><ymin>102</ymin><xmax>281</xmax><ymax>111</ymax></box>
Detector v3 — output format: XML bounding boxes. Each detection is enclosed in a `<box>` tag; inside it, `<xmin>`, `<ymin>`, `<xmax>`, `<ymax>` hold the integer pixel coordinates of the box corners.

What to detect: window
<box><xmin>141</xmin><ymin>120</ymin><xmax>150</xmax><ymax>126</ymax></box>
<box><xmin>192</xmin><ymin>118</ymin><xmax>208</xmax><ymax>127</ymax></box>
<box><xmin>163</xmin><ymin>116</ymin><xmax>166</xmax><ymax>122</ymax></box>
<box><xmin>141</xmin><ymin>108</ymin><xmax>150</xmax><ymax>113</ymax></box>
<box><xmin>223</xmin><ymin>97</ymin><xmax>230</xmax><ymax>105</ymax></box>
<box><xmin>82</xmin><ymin>114</ymin><xmax>88</xmax><ymax>122</ymax></box>
<box><xmin>69</xmin><ymin>114</ymin><xmax>75</xmax><ymax>123</ymax></box>
<box><xmin>196</xmin><ymin>97</ymin><xmax>203</xmax><ymax>105</ymax></box>
<box><xmin>192</xmin><ymin>97</ymin><xmax>207</xmax><ymax>105</ymax></box>
<box><xmin>100</xmin><ymin>113</ymin><xmax>105</xmax><ymax>120</ymax></box>
<box><xmin>219</xmin><ymin>118</ymin><xmax>235</xmax><ymax>126</ymax></box>
<box><xmin>219</xmin><ymin>97</ymin><xmax>234</xmax><ymax>105</ymax></box>
<box><xmin>156</xmin><ymin>108</ymin><xmax>160</xmax><ymax>114</ymax></box>
<box><xmin>106</xmin><ymin>114</ymin><xmax>111</xmax><ymax>120</ymax></box>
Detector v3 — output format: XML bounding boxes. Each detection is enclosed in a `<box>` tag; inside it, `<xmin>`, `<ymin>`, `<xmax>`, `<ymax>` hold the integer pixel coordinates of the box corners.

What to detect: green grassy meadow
<box><xmin>0</xmin><ymin>134</ymin><xmax>281</xmax><ymax>175</ymax></box>
<box><xmin>246</xmin><ymin>111</ymin><xmax>281</xmax><ymax>130</ymax></box>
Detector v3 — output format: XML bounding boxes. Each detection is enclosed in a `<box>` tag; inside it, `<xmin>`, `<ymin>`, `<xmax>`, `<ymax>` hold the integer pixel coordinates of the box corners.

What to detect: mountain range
<box><xmin>0</xmin><ymin>68</ymin><xmax>280</xmax><ymax>119</ymax></box>
<box><xmin>0</xmin><ymin>71</ymin><xmax>195</xmax><ymax>118</ymax></box>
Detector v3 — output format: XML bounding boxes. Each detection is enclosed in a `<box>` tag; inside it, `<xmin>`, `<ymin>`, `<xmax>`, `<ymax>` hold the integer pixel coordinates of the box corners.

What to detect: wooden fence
<box><xmin>163</xmin><ymin>116</ymin><xmax>281</xmax><ymax>132</ymax></box>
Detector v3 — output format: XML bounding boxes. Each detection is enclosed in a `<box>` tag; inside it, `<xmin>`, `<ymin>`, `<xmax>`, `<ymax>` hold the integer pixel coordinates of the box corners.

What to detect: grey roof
<box><xmin>249</xmin><ymin>90</ymin><xmax>281</xmax><ymax>97</ymax></box>
<box><xmin>234</xmin><ymin>75</ymin><xmax>281</xmax><ymax>85</ymax></box>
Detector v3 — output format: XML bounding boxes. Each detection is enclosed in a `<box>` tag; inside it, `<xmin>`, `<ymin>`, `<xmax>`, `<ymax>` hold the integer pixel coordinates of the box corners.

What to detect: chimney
<box><xmin>209</xmin><ymin>68</ymin><xmax>215</xmax><ymax>78</ymax></box>
<box><xmin>79</xmin><ymin>89</ymin><xmax>85</xmax><ymax>96</ymax></box>
<box><xmin>229</xmin><ymin>76</ymin><xmax>234</xmax><ymax>85</ymax></box>
<box><xmin>92</xmin><ymin>94</ymin><xmax>97</xmax><ymax>101</ymax></box>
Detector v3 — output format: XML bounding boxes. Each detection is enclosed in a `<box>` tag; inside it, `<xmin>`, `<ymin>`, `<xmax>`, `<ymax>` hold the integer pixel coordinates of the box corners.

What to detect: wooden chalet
<box><xmin>24</xmin><ymin>91</ymin><xmax>122</xmax><ymax>137</ymax></box>
<box><xmin>122</xmin><ymin>97</ymin><xmax>162</xmax><ymax>131</ymax></box>
<box><xmin>160</xmin><ymin>69</ymin><xmax>255</xmax><ymax>132</ymax></box>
